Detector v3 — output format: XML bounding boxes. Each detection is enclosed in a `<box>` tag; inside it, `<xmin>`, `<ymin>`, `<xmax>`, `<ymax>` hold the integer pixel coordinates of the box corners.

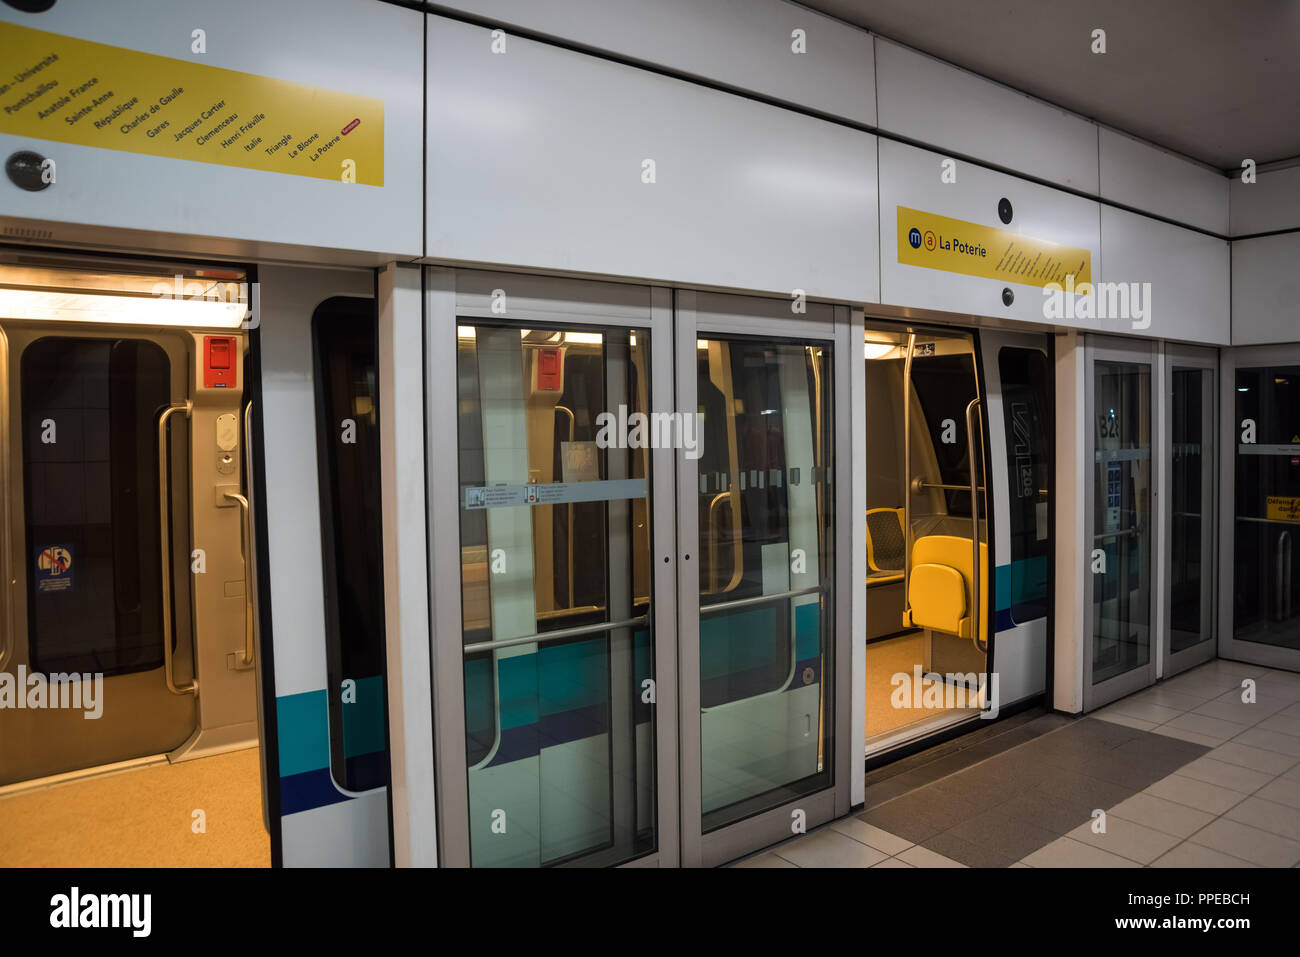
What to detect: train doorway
<box><xmin>0</xmin><ymin>252</ymin><xmax>266</xmax><ymax>866</ymax></box>
<box><xmin>863</xmin><ymin>320</ymin><xmax>1053</xmax><ymax>758</ymax></box>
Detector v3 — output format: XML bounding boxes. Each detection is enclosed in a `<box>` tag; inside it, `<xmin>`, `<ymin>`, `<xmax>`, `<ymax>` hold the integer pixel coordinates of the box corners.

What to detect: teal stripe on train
<box><xmin>276</xmin><ymin>675</ymin><xmax>387</xmax><ymax>777</ymax></box>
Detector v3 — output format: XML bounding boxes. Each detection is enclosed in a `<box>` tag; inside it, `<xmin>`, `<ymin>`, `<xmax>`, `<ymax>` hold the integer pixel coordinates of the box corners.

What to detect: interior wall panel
<box><xmin>1098</xmin><ymin>127</ymin><xmax>1229</xmax><ymax>235</ymax></box>
<box><xmin>878</xmin><ymin>138</ymin><xmax>1101</xmax><ymax>327</ymax></box>
<box><xmin>1099</xmin><ymin>206</ymin><xmax>1230</xmax><ymax>344</ymax></box>
<box><xmin>1231</xmin><ymin>233</ymin><xmax>1300</xmax><ymax>345</ymax></box>
<box><xmin>427</xmin><ymin>0</ymin><xmax>877</xmax><ymax>126</ymax></box>
<box><xmin>874</xmin><ymin>38</ymin><xmax>1099</xmax><ymax>194</ymax></box>
<box><xmin>0</xmin><ymin>0</ymin><xmax>422</xmax><ymax>260</ymax></box>
<box><xmin>426</xmin><ymin>15</ymin><xmax>880</xmax><ymax>304</ymax></box>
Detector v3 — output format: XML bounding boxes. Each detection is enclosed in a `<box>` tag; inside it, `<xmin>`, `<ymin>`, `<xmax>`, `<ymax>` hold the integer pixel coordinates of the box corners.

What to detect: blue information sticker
<box><xmin>34</xmin><ymin>545</ymin><xmax>73</xmax><ymax>594</ymax></box>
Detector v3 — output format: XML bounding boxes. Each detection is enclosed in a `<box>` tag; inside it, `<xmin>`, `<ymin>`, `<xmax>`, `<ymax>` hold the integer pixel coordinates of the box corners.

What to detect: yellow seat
<box><xmin>904</xmin><ymin>535</ymin><xmax>988</xmax><ymax>639</ymax></box>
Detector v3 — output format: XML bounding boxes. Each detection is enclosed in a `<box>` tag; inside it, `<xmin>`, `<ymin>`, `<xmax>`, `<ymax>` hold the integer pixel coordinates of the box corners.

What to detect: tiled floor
<box><xmin>733</xmin><ymin>660</ymin><xmax>1300</xmax><ymax>868</ymax></box>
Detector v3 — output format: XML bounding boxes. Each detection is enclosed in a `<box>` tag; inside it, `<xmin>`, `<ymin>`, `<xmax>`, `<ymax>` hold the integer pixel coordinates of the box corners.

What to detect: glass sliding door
<box><xmin>1084</xmin><ymin>337</ymin><xmax>1156</xmax><ymax>709</ymax></box>
<box><xmin>676</xmin><ymin>292</ymin><xmax>852</xmax><ymax>867</ymax></box>
<box><xmin>1163</xmin><ymin>348</ymin><xmax>1216</xmax><ymax>676</ymax></box>
<box><xmin>1220</xmin><ymin>347</ymin><xmax>1300</xmax><ymax>670</ymax></box>
<box><xmin>427</xmin><ymin>270</ymin><xmax>679</xmax><ymax>868</ymax></box>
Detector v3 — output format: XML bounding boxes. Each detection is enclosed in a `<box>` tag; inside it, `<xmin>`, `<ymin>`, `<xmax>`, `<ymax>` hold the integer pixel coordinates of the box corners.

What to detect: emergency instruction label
<box><xmin>897</xmin><ymin>206</ymin><xmax>1092</xmax><ymax>288</ymax></box>
<box><xmin>0</xmin><ymin>21</ymin><xmax>384</xmax><ymax>185</ymax></box>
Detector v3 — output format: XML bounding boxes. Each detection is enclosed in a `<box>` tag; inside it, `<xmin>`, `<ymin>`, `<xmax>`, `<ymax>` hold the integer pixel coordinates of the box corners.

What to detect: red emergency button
<box><xmin>204</xmin><ymin>336</ymin><xmax>237</xmax><ymax>388</ymax></box>
<box><xmin>537</xmin><ymin>348</ymin><xmax>562</xmax><ymax>392</ymax></box>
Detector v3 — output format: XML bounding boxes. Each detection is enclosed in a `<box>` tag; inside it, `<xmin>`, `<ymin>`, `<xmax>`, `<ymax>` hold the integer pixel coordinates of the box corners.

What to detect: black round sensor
<box><xmin>2</xmin><ymin>0</ymin><xmax>58</xmax><ymax>12</ymax></box>
<box><xmin>1002</xmin><ymin>287</ymin><xmax>1014</xmax><ymax>307</ymax></box>
<box><xmin>998</xmin><ymin>198</ymin><xmax>1013</xmax><ymax>224</ymax></box>
<box><xmin>6</xmin><ymin>151</ymin><xmax>51</xmax><ymax>191</ymax></box>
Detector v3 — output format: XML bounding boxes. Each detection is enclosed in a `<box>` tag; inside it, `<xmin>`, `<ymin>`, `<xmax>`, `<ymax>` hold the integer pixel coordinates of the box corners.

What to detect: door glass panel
<box><xmin>21</xmin><ymin>338</ymin><xmax>171</xmax><ymax>676</ymax></box>
<box><xmin>998</xmin><ymin>348</ymin><xmax>1051</xmax><ymax>625</ymax></box>
<box><xmin>312</xmin><ymin>300</ymin><xmax>389</xmax><ymax>793</ymax></box>
<box><xmin>864</xmin><ymin>327</ymin><xmax>987</xmax><ymax>748</ymax></box>
<box><xmin>455</xmin><ymin>323</ymin><xmax>655</xmax><ymax>867</ymax></box>
<box><xmin>695</xmin><ymin>336</ymin><xmax>833</xmax><ymax>831</ymax></box>
<box><xmin>1233</xmin><ymin>366</ymin><xmax>1300</xmax><ymax>651</ymax></box>
<box><xmin>1170</xmin><ymin>366</ymin><xmax>1214</xmax><ymax>653</ymax></box>
<box><xmin>1091</xmin><ymin>360</ymin><xmax>1152</xmax><ymax>684</ymax></box>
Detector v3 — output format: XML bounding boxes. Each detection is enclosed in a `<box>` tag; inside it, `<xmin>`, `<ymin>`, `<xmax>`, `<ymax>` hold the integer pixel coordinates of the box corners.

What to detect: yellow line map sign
<box><xmin>0</xmin><ymin>21</ymin><xmax>383</xmax><ymax>185</ymax></box>
<box><xmin>897</xmin><ymin>206</ymin><xmax>1091</xmax><ymax>288</ymax></box>
<box><xmin>1267</xmin><ymin>496</ymin><xmax>1300</xmax><ymax>524</ymax></box>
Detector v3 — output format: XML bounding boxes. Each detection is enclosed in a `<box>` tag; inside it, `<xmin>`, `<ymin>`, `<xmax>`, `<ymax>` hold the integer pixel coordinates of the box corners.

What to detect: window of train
<box><xmin>1233</xmin><ymin>366</ymin><xmax>1300</xmax><ymax>652</ymax></box>
<box><xmin>694</xmin><ymin>336</ymin><xmax>834</xmax><ymax>832</ymax></box>
<box><xmin>909</xmin><ymin>350</ymin><xmax>984</xmax><ymax>521</ymax></box>
<box><xmin>998</xmin><ymin>347</ymin><xmax>1051</xmax><ymax>623</ymax></box>
<box><xmin>21</xmin><ymin>338</ymin><xmax>170</xmax><ymax>675</ymax></box>
<box><xmin>311</xmin><ymin>300</ymin><xmax>389</xmax><ymax>793</ymax></box>
<box><xmin>456</xmin><ymin>323</ymin><xmax>655</xmax><ymax>867</ymax></box>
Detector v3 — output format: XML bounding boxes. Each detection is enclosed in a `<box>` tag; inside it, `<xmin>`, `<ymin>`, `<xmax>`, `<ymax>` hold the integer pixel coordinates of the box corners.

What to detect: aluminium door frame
<box><xmin>675</xmin><ymin>289</ymin><xmax>854</xmax><ymax>868</ymax></box>
<box><xmin>1218</xmin><ymin>343</ymin><xmax>1300</xmax><ymax>671</ymax></box>
<box><xmin>423</xmin><ymin>266</ymin><xmax>680</xmax><ymax>868</ymax></box>
<box><xmin>1161</xmin><ymin>344</ymin><xmax>1218</xmax><ymax>678</ymax></box>
<box><xmin>1082</xmin><ymin>335</ymin><xmax>1158</xmax><ymax>712</ymax></box>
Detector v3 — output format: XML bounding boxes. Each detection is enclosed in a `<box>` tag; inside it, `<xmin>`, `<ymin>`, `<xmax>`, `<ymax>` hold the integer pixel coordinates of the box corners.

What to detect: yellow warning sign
<box><xmin>897</xmin><ymin>206</ymin><xmax>1092</xmax><ymax>288</ymax></box>
<box><xmin>0</xmin><ymin>21</ymin><xmax>383</xmax><ymax>185</ymax></box>
<box><xmin>1267</xmin><ymin>496</ymin><xmax>1300</xmax><ymax>524</ymax></box>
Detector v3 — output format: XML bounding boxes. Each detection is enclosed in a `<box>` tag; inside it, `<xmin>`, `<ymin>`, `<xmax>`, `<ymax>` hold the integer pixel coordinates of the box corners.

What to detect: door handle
<box><xmin>223</xmin><ymin>487</ymin><xmax>254</xmax><ymax>668</ymax></box>
<box><xmin>159</xmin><ymin>401</ymin><xmax>197</xmax><ymax>695</ymax></box>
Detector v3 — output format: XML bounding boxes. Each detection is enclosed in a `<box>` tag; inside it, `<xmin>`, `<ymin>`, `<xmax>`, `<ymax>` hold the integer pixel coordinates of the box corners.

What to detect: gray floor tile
<box><xmin>829</xmin><ymin>817</ymin><xmax>913</xmax><ymax>855</ymax></box>
<box><xmin>732</xmin><ymin>852</ymin><xmax>798</xmax><ymax>868</ymax></box>
<box><xmin>1108</xmin><ymin>792</ymin><xmax>1217</xmax><ymax>838</ymax></box>
<box><xmin>1189</xmin><ymin>817</ymin><xmax>1300</xmax><ymax>867</ymax></box>
<box><xmin>1223</xmin><ymin>795</ymin><xmax>1300</xmax><ymax>842</ymax></box>
<box><xmin>1100</xmin><ymin>700</ymin><xmax>1186</xmax><ymax>724</ymax></box>
<box><xmin>1148</xmin><ymin>725</ymin><xmax>1227</xmax><ymax>748</ymax></box>
<box><xmin>1205</xmin><ymin>741</ymin><xmax>1299</xmax><ymax>775</ymax></box>
<box><xmin>1233</xmin><ymin>727</ymin><xmax>1300</xmax><ymax>759</ymax></box>
<box><xmin>1149</xmin><ymin>842</ymin><xmax>1258</xmax><ymax>868</ymax></box>
<box><xmin>870</xmin><ymin>857</ymin><xmax>914</xmax><ymax>868</ymax></box>
<box><xmin>1193</xmin><ymin>692</ymin><xmax>1290</xmax><ymax>726</ymax></box>
<box><xmin>1144</xmin><ymin>773</ymin><xmax>1248</xmax><ymax>814</ymax></box>
<box><xmin>1160</xmin><ymin>711</ymin><xmax>1247</xmax><ymax>742</ymax></box>
<box><xmin>1255</xmin><ymin>775</ymin><xmax>1300</xmax><ymax>810</ymax></box>
<box><xmin>1065</xmin><ymin>814</ymin><xmax>1183</xmax><ymax>864</ymax></box>
<box><xmin>1257</xmin><ymin>713</ymin><xmax>1300</xmax><ymax>739</ymax></box>
<box><xmin>1021</xmin><ymin>836</ymin><xmax>1140</xmax><ymax>868</ymax></box>
<box><xmin>771</xmin><ymin>829</ymin><xmax>888</xmax><ymax>868</ymax></box>
<box><xmin>1092</xmin><ymin>712</ymin><xmax>1158</xmax><ymax>732</ymax></box>
<box><xmin>1175</xmin><ymin>756</ymin><xmax>1274</xmax><ymax>793</ymax></box>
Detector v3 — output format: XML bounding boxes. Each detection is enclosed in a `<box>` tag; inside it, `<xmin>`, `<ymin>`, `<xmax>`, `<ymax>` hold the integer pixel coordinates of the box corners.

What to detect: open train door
<box><xmin>253</xmin><ymin>264</ymin><xmax>393</xmax><ymax>866</ymax></box>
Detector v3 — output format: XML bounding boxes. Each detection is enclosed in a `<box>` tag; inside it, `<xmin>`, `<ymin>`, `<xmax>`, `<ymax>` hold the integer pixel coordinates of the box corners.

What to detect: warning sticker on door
<box><xmin>1266</xmin><ymin>496</ymin><xmax>1300</xmax><ymax>524</ymax></box>
<box><xmin>34</xmin><ymin>545</ymin><xmax>73</xmax><ymax>593</ymax></box>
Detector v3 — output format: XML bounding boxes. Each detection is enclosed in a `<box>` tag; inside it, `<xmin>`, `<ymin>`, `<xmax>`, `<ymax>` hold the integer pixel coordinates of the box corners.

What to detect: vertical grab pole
<box><xmin>902</xmin><ymin>332</ymin><xmax>915</xmax><ymax>627</ymax></box>
<box><xmin>965</xmin><ymin>397</ymin><xmax>982</xmax><ymax>652</ymax></box>
<box><xmin>159</xmin><ymin>400</ymin><xmax>197</xmax><ymax>695</ymax></box>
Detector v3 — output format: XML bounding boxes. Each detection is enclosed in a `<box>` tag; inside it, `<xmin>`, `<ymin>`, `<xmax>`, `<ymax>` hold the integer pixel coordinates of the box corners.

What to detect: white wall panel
<box><xmin>426</xmin><ymin>16</ymin><xmax>880</xmax><ymax>304</ymax></box>
<box><xmin>874</xmin><ymin>38</ymin><xmax>1099</xmax><ymax>194</ymax></box>
<box><xmin>1230</xmin><ymin>165</ymin><xmax>1300</xmax><ymax>236</ymax></box>
<box><xmin>428</xmin><ymin>0</ymin><xmax>876</xmax><ymax>126</ymax></box>
<box><xmin>1231</xmin><ymin>233</ymin><xmax>1300</xmax><ymax>345</ymax></box>
<box><xmin>1099</xmin><ymin>206</ymin><xmax>1229</xmax><ymax>344</ymax></box>
<box><xmin>878</xmin><ymin>139</ymin><xmax>1101</xmax><ymax>326</ymax></box>
<box><xmin>0</xmin><ymin>0</ymin><xmax>422</xmax><ymax>260</ymax></box>
<box><xmin>1098</xmin><ymin>128</ymin><xmax>1229</xmax><ymax>235</ymax></box>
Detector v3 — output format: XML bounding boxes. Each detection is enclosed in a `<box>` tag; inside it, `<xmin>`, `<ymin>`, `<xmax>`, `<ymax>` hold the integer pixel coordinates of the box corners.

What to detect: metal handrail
<box><xmin>224</xmin><ymin>488</ymin><xmax>254</xmax><ymax>668</ymax></box>
<box><xmin>706</xmin><ymin>490</ymin><xmax>743</xmax><ymax>594</ymax></box>
<box><xmin>965</xmin><ymin>397</ymin><xmax>984</xmax><ymax>653</ymax></box>
<box><xmin>700</xmin><ymin>584</ymin><xmax>823</xmax><ymax>616</ymax></box>
<box><xmin>913</xmin><ymin>479</ymin><xmax>987</xmax><ymax>494</ymax></box>
<box><xmin>1278</xmin><ymin>531</ymin><xmax>1293</xmax><ymax>622</ymax></box>
<box><xmin>901</xmin><ymin>331</ymin><xmax>916</xmax><ymax>624</ymax></box>
<box><xmin>463</xmin><ymin>613</ymin><xmax>648</xmax><ymax>654</ymax></box>
<box><xmin>555</xmin><ymin>405</ymin><xmax>576</xmax><ymax>610</ymax></box>
<box><xmin>159</xmin><ymin>401</ymin><xmax>197</xmax><ymax>695</ymax></box>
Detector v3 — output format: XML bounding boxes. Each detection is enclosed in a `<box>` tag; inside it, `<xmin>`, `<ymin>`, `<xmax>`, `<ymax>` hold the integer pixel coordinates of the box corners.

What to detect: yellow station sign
<box><xmin>0</xmin><ymin>21</ymin><xmax>384</xmax><ymax>185</ymax></box>
<box><xmin>897</xmin><ymin>206</ymin><xmax>1091</xmax><ymax>288</ymax></box>
<box><xmin>1267</xmin><ymin>496</ymin><xmax>1300</xmax><ymax>524</ymax></box>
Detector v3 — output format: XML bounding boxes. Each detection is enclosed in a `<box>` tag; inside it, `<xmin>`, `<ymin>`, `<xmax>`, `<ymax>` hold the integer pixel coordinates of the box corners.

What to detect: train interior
<box><xmin>863</xmin><ymin>325</ymin><xmax>990</xmax><ymax>752</ymax></box>
<box><xmin>0</xmin><ymin>253</ymin><xmax>268</xmax><ymax>866</ymax></box>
